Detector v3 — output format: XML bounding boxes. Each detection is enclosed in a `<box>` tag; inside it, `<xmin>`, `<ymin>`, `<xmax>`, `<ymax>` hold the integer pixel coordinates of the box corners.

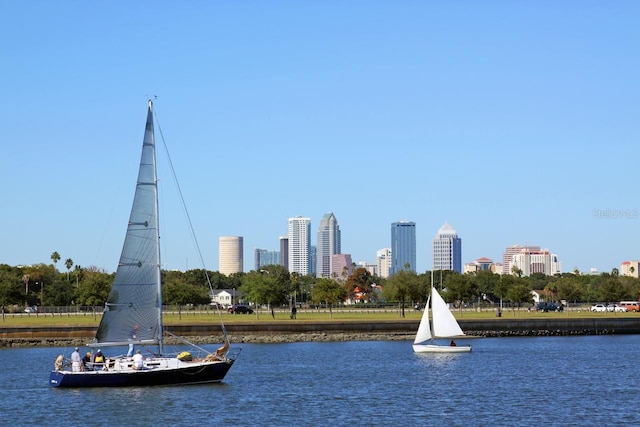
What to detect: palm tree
<box><xmin>50</xmin><ymin>251</ymin><xmax>61</xmax><ymax>270</ymax></box>
<box><xmin>65</xmin><ymin>258</ymin><xmax>74</xmax><ymax>281</ymax></box>
<box><xmin>511</xmin><ymin>264</ymin><xmax>523</xmax><ymax>278</ymax></box>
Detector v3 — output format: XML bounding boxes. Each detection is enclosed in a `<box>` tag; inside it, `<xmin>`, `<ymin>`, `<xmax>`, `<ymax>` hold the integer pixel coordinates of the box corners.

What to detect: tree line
<box><xmin>1</xmin><ymin>253</ymin><xmax>639</xmax><ymax>314</ymax></box>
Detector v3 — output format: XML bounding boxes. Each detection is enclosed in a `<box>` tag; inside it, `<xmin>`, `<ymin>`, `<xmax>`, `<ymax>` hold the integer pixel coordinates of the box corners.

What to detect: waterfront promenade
<box><xmin>2</xmin><ymin>313</ymin><xmax>640</xmax><ymax>347</ymax></box>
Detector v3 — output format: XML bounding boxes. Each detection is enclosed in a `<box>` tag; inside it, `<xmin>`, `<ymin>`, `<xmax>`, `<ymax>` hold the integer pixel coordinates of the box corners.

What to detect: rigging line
<box><xmin>152</xmin><ymin>107</ymin><xmax>228</xmax><ymax>329</ymax></box>
<box><xmin>165</xmin><ymin>330</ymin><xmax>213</xmax><ymax>355</ymax></box>
<box><xmin>153</xmin><ymin>110</ymin><xmax>209</xmax><ymax>283</ymax></box>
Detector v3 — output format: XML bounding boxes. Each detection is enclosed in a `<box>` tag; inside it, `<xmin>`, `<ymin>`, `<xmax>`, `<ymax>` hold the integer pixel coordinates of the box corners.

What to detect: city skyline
<box><xmin>3</xmin><ymin>204</ymin><xmax>636</xmax><ymax>277</ymax></box>
<box><xmin>2</xmin><ymin>3</ymin><xmax>638</xmax><ymax>275</ymax></box>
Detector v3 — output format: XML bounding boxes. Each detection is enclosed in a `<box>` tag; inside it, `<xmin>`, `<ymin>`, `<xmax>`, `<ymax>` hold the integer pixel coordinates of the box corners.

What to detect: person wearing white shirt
<box><xmin>71</xmin><ymin>347</ymin><xmax>82</xmax><ymax>372</ymax></box>
<box><xmin>132</xmin><ymin>350</ymin><xmax>144</xmax><ymax>370</ymax></box>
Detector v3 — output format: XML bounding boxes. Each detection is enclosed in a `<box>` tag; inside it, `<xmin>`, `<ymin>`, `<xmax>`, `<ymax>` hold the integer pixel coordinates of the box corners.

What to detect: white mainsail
<box><xmin>413</xmin><ymin>287</ymin><xmax>465</xmax><ymax>345</ymax></box>
<box><xmin>431</xmin><ymin>287</ymin><xmax>465</xmax><ymax>338</ymax></box>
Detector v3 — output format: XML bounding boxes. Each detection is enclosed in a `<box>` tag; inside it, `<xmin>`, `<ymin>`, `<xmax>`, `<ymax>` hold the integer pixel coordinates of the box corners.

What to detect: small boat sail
<box><xmin>50</xmin><ymin>101</ymin><xmax>237</xmax><ymax>387</ymax></box>
<box><xmin>413</xmin><ymin>286</ymin><xmax>472</xmax><ymax>353</ymax></box>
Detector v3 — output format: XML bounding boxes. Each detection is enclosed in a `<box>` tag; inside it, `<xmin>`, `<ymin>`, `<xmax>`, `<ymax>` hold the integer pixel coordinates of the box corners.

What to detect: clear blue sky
<box><xmin>2</xmin><ymin>1</ymin><xmax>639</xmax><ymax>274</ymax></box>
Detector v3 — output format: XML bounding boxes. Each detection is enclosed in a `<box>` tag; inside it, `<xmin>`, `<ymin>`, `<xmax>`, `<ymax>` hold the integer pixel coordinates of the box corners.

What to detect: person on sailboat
<box><xmin>92</xmin><ymin>349</ymin><xmax>105</xmax><ymax>370</ymax></box>
<box><xmin>450</xmin><ymin>340</ymin><xmax>457</xmax><ymax>346</ymax></box>
<box><xmin>127</xmin><ymin>324</ymin><xmax>140</xmax><ymax>357</ymax></box>
<box><xmin>71</xmin><ymin>347</ymin><xmax>82</xmax><ymax>372</ymax></box>
<box><xmin>82</xmin><ymin>352</ymin><xmax>92</xmax><ymax>371</ymax></box>
<box><xmin>132</xmin><ymin>350</ymin><xmax>144</xmax><ymax>370</ymax></box>
<box><xmin>54</xmin><ymin>354</ymin><xmax>64</xmax><ymax>371</ymax></box>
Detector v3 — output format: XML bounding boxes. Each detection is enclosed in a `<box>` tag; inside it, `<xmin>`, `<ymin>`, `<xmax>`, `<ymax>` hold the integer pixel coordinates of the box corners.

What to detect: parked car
<box><xmin>591</xmin><ymin>304</ymin><xmax>607</xmax><ymax>312</ymax></box>
<box><xmin>228</xmin><ymin>304</ymin><xmax>254</xmax><ymax>314</ymax></box>
<box><xmin>536</xmin><ymin>302</ymin><xmax>563</xmax><ymax>312</ymax></box>
<box><xmin>607</xmin><ymin>304</ymin><xmax>628</xmax><ymax>312</ymax></box>
<box><xmin>24</xmin><ymin>306</ymin><xmax>37</xmax><ymax>313</ymax></box>
<box><xmin>619</xmin><ymin>301</ymin><xmax>640</xmax><ymax>312</ymax></box>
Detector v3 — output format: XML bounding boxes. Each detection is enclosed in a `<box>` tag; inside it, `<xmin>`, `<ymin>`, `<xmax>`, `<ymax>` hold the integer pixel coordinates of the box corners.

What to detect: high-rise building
<box><xmin>219</xmin><ymin>236</ymin><xmax>243</xmax><ymax>276</ymax></box>
<box><xmin>511</xmin><ymin>248</ymin><xmax>561</xmax><ymax>276</ymax></box>
<box><xmin>309</xmin><ymin>245</ymin><xmax>317</xmax><ymax>277</ymax></box>
<box><xmin>621</xmin><ymin>260</ymin><xmax>640</xmax><ymax>278</ymax></box>
<box><xmin>279</xmin><ymin>236</ymin><xmax>289</xmax><ymax>270</ymax></box>
<box><xmin>316</xmin><ymin>212</ymin><xmax>341</xmax><ymax>278</ymax></box>
<box><xmin>332</xmin><ymin>254</ymin><xmax>353</xmax><ymax>280</ymax></box>
<box><xmin>502</xmin><ymin>245</ymin><xmax>540</xmax><ymax>275</ymax></box>
<box><xmin>288</xmin><ymin>217</ymin><xmax>311</xmax><ymax>275</ymax></box>
<box><xmin>376</xmin><ymin>248</ymin><xmax>392</xmax><ymax>278</ymax></box>
<box><xmin>254</xmin><ymin>249</ymin><xmax>279</xmax><ymax>271</ymax></box>
<box><xmin>391</xmin><ymin>221</ymin><xmax>416</xmax><ymax>275</ymax></box>
<box><xmin>432</xmin><ymin>222</ymin><xmax>462</xmax><ymax>273</ymax></box>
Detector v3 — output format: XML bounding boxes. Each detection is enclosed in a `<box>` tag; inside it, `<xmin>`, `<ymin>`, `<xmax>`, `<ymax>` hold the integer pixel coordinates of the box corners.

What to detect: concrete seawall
<box><xmin>2</xmin><ymin>317</ymin><xmax>640</xmax><ymax>347</ymax></box>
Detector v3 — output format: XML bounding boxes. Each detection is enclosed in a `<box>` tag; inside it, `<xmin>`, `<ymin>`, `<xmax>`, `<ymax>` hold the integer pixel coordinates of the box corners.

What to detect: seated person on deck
<box><xmin>132</xmin><ymin>350</ymin><xmax>144</xmax><ymax>370</ymax></box>
<box><xmin>93</xmin><ymin>349</ymin><xmax>105</xmax><ymax>369</ymax></box>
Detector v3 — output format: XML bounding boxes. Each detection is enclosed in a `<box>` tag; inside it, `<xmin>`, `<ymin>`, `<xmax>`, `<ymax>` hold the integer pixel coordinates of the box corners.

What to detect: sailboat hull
<box><xmin>412</xmin><ymin>344</ymin><xmax>472</xmax><ymax>353</ymax></box>
<box><xmin>49</xmin><ymin>358</ymin><xmax>234</xmax><ymax>388</ymax></box>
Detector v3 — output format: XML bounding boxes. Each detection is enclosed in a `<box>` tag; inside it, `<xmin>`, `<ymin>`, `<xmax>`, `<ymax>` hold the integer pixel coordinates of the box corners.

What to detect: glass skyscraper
<box><xmin>390</xmin><ymin>221</ymin><xmax>416</xmax><ymax>275</ymax></box>
<box><xmin>254</xmin><ymin>248</ymin><xmax>280</xmax><ymax>270</ymax></box>
<box><xmin>316</xmin><ymin>212</ymin><xmax>341</xmax><ymax>278</ymax></box>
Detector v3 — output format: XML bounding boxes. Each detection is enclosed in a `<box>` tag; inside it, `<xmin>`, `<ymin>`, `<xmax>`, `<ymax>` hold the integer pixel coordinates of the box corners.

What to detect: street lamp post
<box><xmin>22</xmin><ymin>275</ymin><xmax>29</xmax><ymax>307</ymax></box>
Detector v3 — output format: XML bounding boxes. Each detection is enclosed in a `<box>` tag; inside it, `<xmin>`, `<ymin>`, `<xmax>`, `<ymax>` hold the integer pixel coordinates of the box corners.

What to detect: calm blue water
<box><xmin>1</xmin><ymin>335</ymin><xmax>639</xmax><ymax>426</ymax></box>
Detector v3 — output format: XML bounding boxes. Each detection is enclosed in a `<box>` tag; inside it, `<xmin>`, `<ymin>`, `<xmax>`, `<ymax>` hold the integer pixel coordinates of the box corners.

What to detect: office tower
<box><xmin>331</xmin><ymin>254</ymin><xmax>353</xmax><ymax>279</ymax></box>
<box><xmin>432</xmin><ymin>222</ymin><xmax>462</xmax><ymax>273</ymax></box>
<box><xmin>502</xmin><ymin>245</ymin><xmax>540</xmax><ymax>275</ymax></box>
<box><xmin>309</xmin><ymin>245</ymin><xmax>317</xmax><ymax>277</ymax></box>
<box><xmin>254</xmin><ymin>249</ymin><xmax>280</xmax><ymax>270</ymax></box>
<box><xmin>279</xmin><ymin>236</ymin><xmax>289</xmax><ymax>270</ymax></box>
<box><xmin>219</xmin><ymin>236</ymin><xmax>243</xmax><ymax>276</ymax></box>
<box><xmin>288</xmin><ymin>217</ymin><xmax>311</xmax><ymax>275</ymax></box>
<box><xmin>316</xmin><ymin>212</ymin><xmax>341</xmax><ymax>278</ymax></box>
<box><xmin>376</xmin><ymin>248</ymin><xmax>391</xmax><ymax>278</ymax></box>
<box><xmin>391</xmin><ymin>221</ymin><xmax>416</xmax><ymax>275</ymax></box>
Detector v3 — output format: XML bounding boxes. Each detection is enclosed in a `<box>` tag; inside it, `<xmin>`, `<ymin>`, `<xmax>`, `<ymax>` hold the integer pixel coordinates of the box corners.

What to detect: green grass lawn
<box><xmin>1</xmin><ymin>306</ymin><xmax>636</xmax><ymax>327</ymax></box>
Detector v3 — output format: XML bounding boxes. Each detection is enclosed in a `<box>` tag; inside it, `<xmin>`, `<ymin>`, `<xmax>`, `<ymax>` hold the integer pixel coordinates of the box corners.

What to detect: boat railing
<box><xmin>225</xmin><ymin>347</ymin><xmax>242</xmax><ymax>361</ymax></box>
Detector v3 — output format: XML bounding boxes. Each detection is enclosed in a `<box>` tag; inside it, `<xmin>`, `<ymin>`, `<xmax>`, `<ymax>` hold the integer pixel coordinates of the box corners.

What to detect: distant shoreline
<box><xmin>2</xmin><ymin>317</ymin><xmax>639</xmax><ymax>348</ymax></box>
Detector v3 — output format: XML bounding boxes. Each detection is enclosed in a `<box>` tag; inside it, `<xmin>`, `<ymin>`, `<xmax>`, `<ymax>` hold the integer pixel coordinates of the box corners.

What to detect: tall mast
<box><xmin>147</xmin><ymin>100</ymin><xmax>164</xmax><ymax>354</ymax></box>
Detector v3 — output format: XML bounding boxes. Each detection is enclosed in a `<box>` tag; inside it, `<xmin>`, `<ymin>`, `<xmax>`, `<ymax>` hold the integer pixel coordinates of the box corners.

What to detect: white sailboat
<box><xmin>413</xmin><ymin>286</ymin><xmax>472</xmax><ymax>353</ymax></box>
<box><xmin>50</xmin><ymin>101</ymin><xmax>237</xmax><ymax>387</ymax></box>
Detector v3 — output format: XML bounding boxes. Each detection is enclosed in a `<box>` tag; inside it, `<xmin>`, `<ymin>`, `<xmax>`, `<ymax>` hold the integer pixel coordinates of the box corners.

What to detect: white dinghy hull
<box><xmin>412</xmin><ymin>343</ymin><xmax>472</xmax><ymax>353</ymax></box>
